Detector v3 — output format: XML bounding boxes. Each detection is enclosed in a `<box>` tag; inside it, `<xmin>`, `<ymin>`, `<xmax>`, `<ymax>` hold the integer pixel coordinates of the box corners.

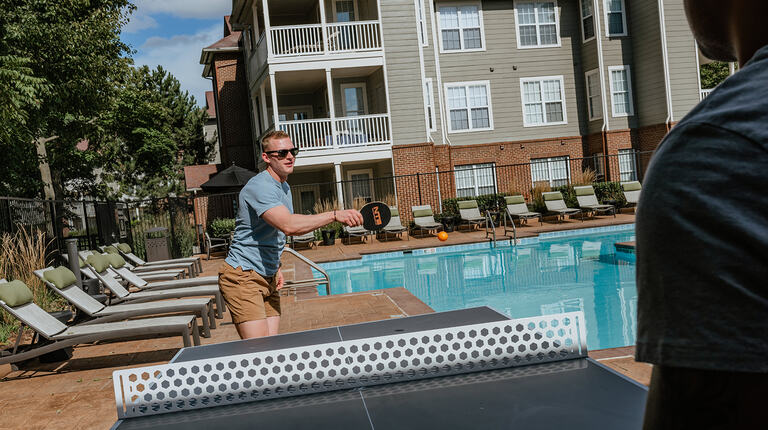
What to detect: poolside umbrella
<box><xmin>200</xmin><ymin>163</ymin><xmax>258</xmax><ymax>193</ymax></box>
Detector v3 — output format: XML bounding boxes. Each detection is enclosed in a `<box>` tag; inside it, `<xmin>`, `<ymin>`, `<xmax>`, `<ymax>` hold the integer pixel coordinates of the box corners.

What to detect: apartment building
<box><xmin>205</xmin><ymin>0</ymin><xmax>703</xmax><ymax>215</ymax></box>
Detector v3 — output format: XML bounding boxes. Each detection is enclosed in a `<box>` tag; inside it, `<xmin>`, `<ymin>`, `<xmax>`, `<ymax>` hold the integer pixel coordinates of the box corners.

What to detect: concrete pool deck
<box><xmin>0</xmin><ymin>213</ymin><xmax>649</xmax><ymax>428</ymax></box>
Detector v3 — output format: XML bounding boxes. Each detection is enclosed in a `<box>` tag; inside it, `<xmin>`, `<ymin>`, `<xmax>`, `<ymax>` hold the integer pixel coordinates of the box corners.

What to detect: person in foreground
<box><xmin>636</xmin><ymin>1</ymin><xmax>768</xmax><ymax>428</ymax></box>
<box><xmin>219</xmin><ymin>130</ymin><xmax>363</xmax><ymax>339</ymax></box>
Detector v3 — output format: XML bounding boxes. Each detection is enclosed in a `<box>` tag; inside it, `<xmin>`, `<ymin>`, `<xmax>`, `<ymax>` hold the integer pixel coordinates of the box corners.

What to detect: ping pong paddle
<box><xmin>359</xmin><ymin>202</ymin><xmax>391</xmax><ymax>231</ymax></box>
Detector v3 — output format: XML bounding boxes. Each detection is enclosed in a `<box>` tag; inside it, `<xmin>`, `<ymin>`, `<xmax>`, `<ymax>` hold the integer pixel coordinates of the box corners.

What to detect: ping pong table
<box><xmin>112</xmin><ymin>307</ymin><xmax>647</xmax><ymax>429</ymax></box>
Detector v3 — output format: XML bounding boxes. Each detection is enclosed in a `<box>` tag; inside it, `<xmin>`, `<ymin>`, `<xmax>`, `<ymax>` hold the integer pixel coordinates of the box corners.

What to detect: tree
<box><xmin>101</xmin><ymin>66</ymin><xmax>213</xmax><ymax>199</ymax></box>
<box><xmin>0</xmin><ymin>0</ymin><xmax>134</xmax><ymax>198</ymax></box>
<box><xmin>700</xmin><ymin>61</ymin><xmax>731</xmax><ymax>89</ymax></box>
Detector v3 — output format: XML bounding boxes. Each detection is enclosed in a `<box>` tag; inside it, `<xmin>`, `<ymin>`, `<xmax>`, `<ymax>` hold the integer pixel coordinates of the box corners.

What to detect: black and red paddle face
<box><xmin>359</xmin><ymin>202</ymin><xmax>391</xmax><ymax>231</ymax></box>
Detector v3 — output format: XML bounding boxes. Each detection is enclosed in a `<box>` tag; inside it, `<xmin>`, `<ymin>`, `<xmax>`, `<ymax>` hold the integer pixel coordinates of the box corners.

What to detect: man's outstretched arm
<box><xmin>261</xmin><ymin>205</ymin><xmax>363</xmax><ymax>236</ymax></box>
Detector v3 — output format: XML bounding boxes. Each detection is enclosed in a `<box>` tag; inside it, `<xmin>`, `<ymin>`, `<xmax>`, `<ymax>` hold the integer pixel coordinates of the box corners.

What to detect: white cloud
<box><xmin>123</xmin><ymin>12</ymin><xmax>158</xmax><ymax>33</ymax></box>
<box><xmin>133</xmin><ymin>24</ymin><xmax>223</xmax><ymax>107</ymax></box>
<box><xmin>132</xmin><ymin>0</ymin><xmax>231</xmax><ymax>19</ymax></box>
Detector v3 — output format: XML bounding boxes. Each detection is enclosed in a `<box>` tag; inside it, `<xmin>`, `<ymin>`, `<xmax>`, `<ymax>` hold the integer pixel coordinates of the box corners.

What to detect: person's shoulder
<box><xmin>682</xmin><ymin>52</ymin><xmax>768</xmax><ymax>146</ymax></box>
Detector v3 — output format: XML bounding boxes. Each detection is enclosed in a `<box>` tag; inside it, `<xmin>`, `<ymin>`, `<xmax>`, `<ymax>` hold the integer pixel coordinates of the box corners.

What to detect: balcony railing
<box><xmin>277</xmin><ymin>114</ymin><xmax>391</xmax><ymax>151</ymax></box>
<box><xmin>700</xmin><ymin>88</ymin><xmax>713</xmax><ymax>100</ymax></box>
<box><xmin>269</xmin><ymin>20</ymin><xmax>382</xmax><ymax>58</ymax></box>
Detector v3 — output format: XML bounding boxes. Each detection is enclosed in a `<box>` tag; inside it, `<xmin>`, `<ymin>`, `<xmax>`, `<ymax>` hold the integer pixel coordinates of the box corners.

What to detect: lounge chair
<box><xmin>0</xmin><ymin>279</ymin><xmax>200</xmax><ymax>366</ymax></box>
<box><xmin>542</xmin><ymin>191</ymin><xmax>583</xmax><ymax>223</ymax></box>
<box><xmin>504</xmin><ymin>195</ymin><xmax>542</xmax><ymax>226</ymax></box>
<box><xmin>574</xmin><ymin>185</ymin><xmax>616</xmax><ymax>218</ymax></box>
<box><xmin>622</xmin><ymin>181</ymin><xmax>641</xmax><ymax>208</ymax></box>
<box><xmin>204</xmin><ymin>233</ymin><xmax>228</xmax><ymax>260</ymax></box>
<box><xmin>411</xmin><ymin>205</ymin><xmax>443</xmax><ymax>237</ymax></box>
<box><xmin>83</xmin><ymin>250</ymin><xmax>186</xmax><ymax>281</ymax></box>
<box><xmin>343</xmin><ymin>225</ymin><xmax>370</xmax><ymax>245</ymax></box>
<box><xmin>378</xmin><ymin>207</ymin><xmax>408</xmax><ymax>241</ymax></box>
<box><xmin>457</xmin><ymin>200</ymin><xmax>487</xmax><ymax>231</ymax></box>
<box><xmin>111</xmin><ymin>242</ymin><xmax>203</xmax><ymax>274</ymax></box>
<box><xmin>290</xmin><ymin>231</ymin><xmax>316</xmax><ymax>249</ymax></box>
<box><xmin>83</xmin><ymin>254</ymin><xmax>225</xmax><ymax>318</ymax></box>
<box><xmin>33</xmin><ymin>267</ymin><xmax>216</xmax><ymax>337</ymax></box>
<box><xmin>103</xmin><ymin>244</ymin><xmax>199</xmax><ymax>277</ymax></box>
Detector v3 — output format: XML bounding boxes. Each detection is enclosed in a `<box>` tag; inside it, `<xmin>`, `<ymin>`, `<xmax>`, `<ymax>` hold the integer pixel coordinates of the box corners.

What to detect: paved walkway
<box><xmin>0</xmin><ymin>213</ymin><xmax>650</xmax><ymax>429</ymax></box>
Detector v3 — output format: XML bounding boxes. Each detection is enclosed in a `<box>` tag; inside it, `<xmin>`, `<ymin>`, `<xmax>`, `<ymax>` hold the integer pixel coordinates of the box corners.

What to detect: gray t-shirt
<box><xmin>636</xmin><ymin>44</ymin><xmax>768</xmax><ymax>372</ymax></box>
<box><xmin>225</xmin><ymin>170</ymin><xmax>293</xmax><ymax>276</ymax></box>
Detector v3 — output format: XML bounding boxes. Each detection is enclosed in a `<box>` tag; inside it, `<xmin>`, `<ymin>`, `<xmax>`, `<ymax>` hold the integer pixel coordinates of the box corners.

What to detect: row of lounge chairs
<box><xmin>292</xmin><ymin>182</ymin><xmax>641</xmax><ymax>245</ymax></box>
<box><xmin>0</xmin><ymin>245</ymin><xmax>227</xmax><ymax>366</ymax></box>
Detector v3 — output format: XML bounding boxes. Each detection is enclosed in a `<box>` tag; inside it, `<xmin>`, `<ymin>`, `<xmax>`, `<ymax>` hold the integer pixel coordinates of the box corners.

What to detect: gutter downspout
<box><xmin>658</xmin><ymin>0</ymin><xmax>674</xmax><ymax>132</ymax></box>
<box><xmin>429</xmin><ymin>0</ymin><xmax>449</xmax><ymax>148</ymax></box>
<box><xmin>415</xmin><ymin>0</ymin><xmax>431</xmax><ymax>144</ymax></box>
<box><xmin>593</xmin><ymin>0</ymin><xmax>610</xmax><ymax>180</ymax></box>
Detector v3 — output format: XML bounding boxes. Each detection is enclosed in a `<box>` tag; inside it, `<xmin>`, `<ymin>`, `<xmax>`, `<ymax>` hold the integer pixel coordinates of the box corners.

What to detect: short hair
<box><xmin>261</xmin><ymin>130</ymin><xmax>291</xmax><ymax>151</ymax></box>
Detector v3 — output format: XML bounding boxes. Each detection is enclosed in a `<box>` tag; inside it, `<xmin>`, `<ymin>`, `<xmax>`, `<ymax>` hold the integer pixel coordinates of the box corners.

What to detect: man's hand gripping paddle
<box><xmin>359</xmin><ymin>202</ymin><xmax>391</xmax><ymax>231</ymax></box>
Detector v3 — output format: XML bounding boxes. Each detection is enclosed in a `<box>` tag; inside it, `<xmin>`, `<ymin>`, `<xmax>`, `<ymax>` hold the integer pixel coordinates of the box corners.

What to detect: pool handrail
<box><xmin>283</xmin><ymin>247</ymin><xmax>331</xmax><ymax>295</ymax></box>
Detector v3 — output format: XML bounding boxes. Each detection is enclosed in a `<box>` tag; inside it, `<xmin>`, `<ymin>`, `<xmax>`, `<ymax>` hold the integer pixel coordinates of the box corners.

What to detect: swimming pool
<box><xmin>319</xmin><ymin>224</ymin><xmax>636</xmax><ymax>351</ymax></box>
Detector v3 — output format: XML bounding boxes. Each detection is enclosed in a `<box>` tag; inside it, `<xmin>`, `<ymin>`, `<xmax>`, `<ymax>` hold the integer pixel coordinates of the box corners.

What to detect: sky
<box><xmin>121</xmin><ymin>0</ymin><xmax>232</xmax><ymax>107</ymax></box>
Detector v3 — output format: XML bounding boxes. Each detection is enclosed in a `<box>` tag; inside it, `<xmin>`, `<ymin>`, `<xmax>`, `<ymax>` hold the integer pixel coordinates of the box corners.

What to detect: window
<box><xmin>445</xmin><ymin>81</ymin><xmax>493</xmax><ymax>132</ymax></box>
<box><xmin>520</xmin><ymin>76</ymin><xmax>567</xmax><ymax>127</ymax></box>
<box><xmin>340</xmin><ymin>83</ymin><xmax>368</xmax><ymax>117</ymax></box>
<box><xmin>417</xmin><ymin>0</ymin><xmax>428</xmax><ymax>47</ymax></box>
<box><xmin>604</xmin><ymin>0</ymin><xmax>627</xmax><ymax>37</ymax></box>
<box><xmin>618</xmin><ymin>149</ymin><xmax>637</xmax><ymax>181</ymax></box>
<box><xmin>593</xmin><ymin>152</ymin><xmax>604</xmax><ymax>178</ymax></box>
<box><xmin>455</xmin><ymin>163</ymin><xmax>496</xmax><ymax>198</ymax></box>
<box><xmin>579</xmin><ymin>0</ymin><xmax>595</xmax><ymax>42</ymax></box>
<box><xmin>514</xmin><ymin>1</ymin><xmax>560</xmax><ymax>48</ymax></box>
<box><xmin>531</xmin><ymin>156</ymin><xmax>570</xmax><ymax>187</ymax></box>
<box><xmin>347</xmin><ymin>169</ymin><xmax>374</xmax><ymax>203</ymax></box>
<box><xmin>585</xmin><ymin>69</ymin><xmax>602</xmax><ymax>120</ymax></box>
<box><xmin>609</xmin><ymin>65</ymin><xmax>634</xmax><ymax>117</ymax></box>
<box><xmin>438</xmin><ymin>4</ymin><xmax>484</xmax><ymax>52</ymax></box>
<box><xmin>424</xmin><ymin>78</ymin><xmax>436</xmax><ymax>132</ymax></box>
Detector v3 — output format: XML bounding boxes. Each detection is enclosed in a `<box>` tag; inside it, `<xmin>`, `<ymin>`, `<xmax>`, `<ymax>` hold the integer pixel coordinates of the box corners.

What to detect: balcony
<box><xmin>700</xmin><ymin>88</ymin><xmax>713</xmax><ymax>101</ymax></box>
<box><xmin>270</xmin><ymin>21</ymin><xmax>382</xmax><ymax>58</ymax></box>
<box><xmin>278</xmin><ymin>114</ymin><xmax>391</xmax><ymax>151</ymax></box>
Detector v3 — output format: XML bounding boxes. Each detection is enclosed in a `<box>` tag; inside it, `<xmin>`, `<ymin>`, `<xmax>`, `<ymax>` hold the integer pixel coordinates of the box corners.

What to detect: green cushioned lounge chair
<box><xmin>0</xmin><ymin>279</ymin><xmax>200</xmax><ymax>366</ymax></box>
<box><xmin>290</xmin><ymin>231</ymin><xmax>316</xmax><ymax>249</ymax></box>
<box><xmin>542</xmin><ymin>191</ymin><xmax>583</xmax><ymax>223</ymax></box>
<box><xmin>82</xmin><ymin>254</ymin><xmax>225</xmax><ymax>319</ymax></box>
<box><xmin>621</xmin><ymin>181</ymin><xmax>641</xmax><ymax>207</ymax></box>
<box><xmin>111</xmin><ymin>242</ymin><xmax>202</xmax><ymax>275</ymax></box>
<box><xmin>573</xmin><ymin>185</ymin><xmax>616</xmax><ymax>218</ymax></box>
<box><xmin>411</xmin><ymin>205</ymin><xmax>443</xmax><ymax>238</ymax></box>
<box><xmin>457</xmin><ymin>200</ymin><xmax>486</xmax><ymax>231</ymax></box>
<box><xmin>33</xmin><ymin>267</ymin><xmax>216</xmax><ymax>337</ymax></box>
<box><xmin>379</xmin><ymin>207</ymin><xmax>408</xmax><ymax>241</ymax></box>
<box><xmin>504</xmin><ymin>195</ymin><xmax>542</xmax><ymax>226</ymax></box>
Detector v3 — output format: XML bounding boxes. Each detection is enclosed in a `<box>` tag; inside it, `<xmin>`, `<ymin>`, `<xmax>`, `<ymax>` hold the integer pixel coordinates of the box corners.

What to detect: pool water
<box><xmin>319</xmin><ymin>225</ymin><xmax>637</xmax><ymax>351</ymax></box>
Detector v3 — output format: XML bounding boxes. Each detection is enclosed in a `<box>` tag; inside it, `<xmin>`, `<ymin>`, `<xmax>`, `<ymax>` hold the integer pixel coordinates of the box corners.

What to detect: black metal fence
<box><xmin>0</xmin><ymin>150</ymin><xmax>651</xmax><ymax>259</ymax></box>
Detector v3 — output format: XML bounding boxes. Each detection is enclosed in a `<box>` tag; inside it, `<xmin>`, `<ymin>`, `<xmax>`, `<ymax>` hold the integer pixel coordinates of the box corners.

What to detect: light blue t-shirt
<box><xmin>225</xmin><ymin>170</ymin><xmax>293</xmax><ymax>276</ymax></box>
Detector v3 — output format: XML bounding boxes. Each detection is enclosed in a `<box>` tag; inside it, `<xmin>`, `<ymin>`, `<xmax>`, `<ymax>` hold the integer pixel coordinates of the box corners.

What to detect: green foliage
<box><xmin>101</xmin><ymin>66</ymin><xmax>213</xmax><ymax>199</ymax></box>
<box><xmin>324</xmin><ymin>221</ymin><xmax>344</xmax><ymax>238</ymax></box>
<box><xmin>0</xmin><ymin>0</ymin><xmax>135</xmax><ymax>199</ymax></box>
<box><xmin>700</xmin><ymin>62</ymin><xmax>730</xmax><ymax>89</ymax></box>
<box><xmin>171</xmin><ymin>213</ymin><xmax>195</xmax><ymax>258</ymax></box>
<box><xmin>208</xmin><ymin>218</ymin><xmax>236</xmax><ymax>238</ymax></box>
<box><xmin>441</xmin><ymin>193</ymin><xmax>511</xmax><ymax>217</ymax></box>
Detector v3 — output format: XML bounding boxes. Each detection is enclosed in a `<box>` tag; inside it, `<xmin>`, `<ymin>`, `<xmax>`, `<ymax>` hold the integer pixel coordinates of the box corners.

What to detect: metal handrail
<box><xmin>484</xmin><ymin>210</ymin><xmax>496</xmax><ymax>246</ymax></box>
<box><xmin>502</xmin><ymin>209</ymin><xmax>517</xmax><ymax>246</ymax></box>
<box><xmin>283</xmin><ymin>247</ymin><xmax>331</xmax><ymax>295</ymax></box>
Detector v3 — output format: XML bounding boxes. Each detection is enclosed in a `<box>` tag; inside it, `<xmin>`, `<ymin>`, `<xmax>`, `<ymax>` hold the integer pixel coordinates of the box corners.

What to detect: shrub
<box><xmin>593</xmin><ymin>182</ymin><xmax>627</xmax><ymax>207</ymax></box>
<box><xmin>208</xmin><ymin>218</ymin><xmax>236</xmax><ymax>238</ymax></box>
<box><xmin>554</xmin><ymin>184</ymin><xmax>578</xmax><ymax>208</ymax></box>
<box><xmin>530</xmin><ymin>182</ymin><xmax>552</xmax><ymax>213</ymax></box>
<box><xmin>171</xmin><ymin>213</ymin><xmax>195</xmax><ymax>258</ymax></box>
<box><xmin>441</xmin><ymin>193</ymin><xmax>512</xmax><ymax>217</ymax></box>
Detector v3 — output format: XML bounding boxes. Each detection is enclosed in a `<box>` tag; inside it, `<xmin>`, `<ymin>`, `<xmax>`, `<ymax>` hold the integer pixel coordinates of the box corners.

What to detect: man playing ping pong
<box><xmin>219</xmin><ymin>130</ymin><xmax>363</xmax><ymax>339</ymax></box>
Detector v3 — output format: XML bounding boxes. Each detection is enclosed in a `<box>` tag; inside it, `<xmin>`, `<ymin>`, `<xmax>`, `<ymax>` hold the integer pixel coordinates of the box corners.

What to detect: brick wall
<box><xmin>213</xmin><ymin>53</ymin><xmax>255</xmax><ymax>170</ymax></box>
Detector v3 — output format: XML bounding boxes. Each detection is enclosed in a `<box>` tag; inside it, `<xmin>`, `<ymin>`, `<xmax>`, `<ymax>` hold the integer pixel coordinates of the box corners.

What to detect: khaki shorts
<box><xmin>218</xmin><ymin>263</ymin><xmax>281</xmax><ymax>324</ymax></box>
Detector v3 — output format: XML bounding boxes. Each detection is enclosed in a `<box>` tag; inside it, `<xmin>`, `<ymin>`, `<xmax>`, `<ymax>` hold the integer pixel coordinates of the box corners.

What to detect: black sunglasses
<box><xmin>264</xmin><ymin>148</ymin><xmax>300</xmax><ymax>158</ymax></box>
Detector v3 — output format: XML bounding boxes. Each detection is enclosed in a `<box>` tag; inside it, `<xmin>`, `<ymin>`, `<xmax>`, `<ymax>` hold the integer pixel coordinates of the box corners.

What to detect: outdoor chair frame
<box><xmin>109</xmin><ymin>243</ymin><xmax>203</xmax><ymax>275</ymax></box>
<box><xmin>504</xmin><ymin>195</ymin><xmax>542</xmax><ymax>226</ymax></box>
<box><xmin>542</xmin><ymin>192</ymin><xmax>583</xmax><ymax>223</ymax></box>
<box><xmin>457</xmin><ymin>200</ymin><xmax>487</xmax><ymax>231</ymax></box>
<box><xmin>411</xmin><ymin>205</ymin><xmax>443</xmax><ymax>238</ymax></box>
<box><xmin>574</xmin><ymin>186</ymin><xmax>616</xmax><ymax>219</ymax></box>
<box><xmin>0</xmin><ymin>279</ymin><xmax>200</xmax><ymax>367</ymax></box>
<box><xmin>33</xmin><ymin>268</ymin><xmax>216</xmax><ymax>337</ymax></box>
<box><xmin>378</xmin><ymin>207</ymin><xmax>408</xmax><ymax>242</ymax></box>
<box><xmin>204</xmin><ymin>233</ymin><xmax>229</xmax><ymax>260</ymax></box>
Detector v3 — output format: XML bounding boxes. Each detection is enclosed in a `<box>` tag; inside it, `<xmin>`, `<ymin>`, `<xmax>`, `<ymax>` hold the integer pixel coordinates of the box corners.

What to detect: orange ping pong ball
<box><xmin>438</xmin><ymin>231</ymin><xmax>449</xmax><ymax>241</ymax></box>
